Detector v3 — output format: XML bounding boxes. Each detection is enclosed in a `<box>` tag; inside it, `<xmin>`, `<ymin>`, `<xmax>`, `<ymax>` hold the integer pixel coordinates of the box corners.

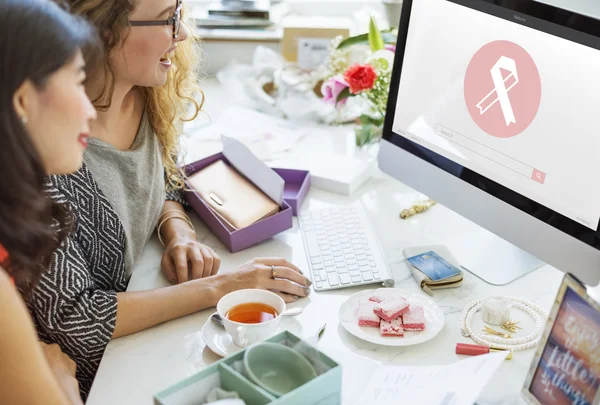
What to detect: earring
<box><xmin>21</xmin><ymin>115</ymin><xmax>28</xmax><ymax>125</ymax></box>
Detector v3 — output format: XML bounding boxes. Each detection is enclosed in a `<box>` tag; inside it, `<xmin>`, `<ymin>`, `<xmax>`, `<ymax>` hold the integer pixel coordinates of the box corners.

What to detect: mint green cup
<box><xmin>243</xmin><ymin>342</ymin><xmax>317</xmax><ymax>397</ymax></box>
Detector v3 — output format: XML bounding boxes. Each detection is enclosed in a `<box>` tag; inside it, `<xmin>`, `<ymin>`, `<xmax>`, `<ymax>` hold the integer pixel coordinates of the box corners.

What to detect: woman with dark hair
<box><xmin>0</xmin><ymin>0</ymin><xmax>97</xmax><ymax>403</ymax></box>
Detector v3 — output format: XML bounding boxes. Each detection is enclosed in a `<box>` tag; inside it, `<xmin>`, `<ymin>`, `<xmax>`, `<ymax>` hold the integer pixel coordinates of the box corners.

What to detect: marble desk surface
<box><xmin>86</xmin><ymin>78</ymin><xmax>569</xmax><ymax>405</ymax></box>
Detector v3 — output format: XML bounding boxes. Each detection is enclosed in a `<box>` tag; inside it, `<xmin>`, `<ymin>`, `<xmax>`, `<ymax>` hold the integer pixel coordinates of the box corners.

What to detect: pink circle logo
<box><xmin>464</xmin><ymin>40</ymin><xmax>541</xmax><ymax>138</ymax></box>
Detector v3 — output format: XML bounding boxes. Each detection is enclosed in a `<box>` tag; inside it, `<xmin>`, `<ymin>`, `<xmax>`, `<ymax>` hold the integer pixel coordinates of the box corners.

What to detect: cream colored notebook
<box><xmin>188</xmin><ymin>160</ymin><xmax>279</xmax><ymax>230</ymax></box>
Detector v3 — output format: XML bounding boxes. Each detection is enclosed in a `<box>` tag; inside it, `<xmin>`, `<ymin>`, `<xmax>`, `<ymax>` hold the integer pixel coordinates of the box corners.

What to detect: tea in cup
<box><xmin>216</xmin><ymin>289</ymin><xmax>285</xmax><ymax>347</ymax></box>
<box><xmin>226</xmin><ymin>302</ymin><xmax>278</xmax><ymax>324</ymax></box>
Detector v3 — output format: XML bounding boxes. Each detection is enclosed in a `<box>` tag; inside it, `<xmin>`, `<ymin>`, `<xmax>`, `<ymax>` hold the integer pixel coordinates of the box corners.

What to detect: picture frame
<box><xmin>522</xmin><ymin>273</ymin><xmax>600</xmax><ymax>405</ymax></box>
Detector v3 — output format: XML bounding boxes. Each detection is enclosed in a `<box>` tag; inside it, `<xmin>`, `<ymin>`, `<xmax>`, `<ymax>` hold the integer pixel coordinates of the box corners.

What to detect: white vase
<box><xmin>382</xmin><ymin>0</ymin><xmax>403</xmax><ymax>28</ymax></box>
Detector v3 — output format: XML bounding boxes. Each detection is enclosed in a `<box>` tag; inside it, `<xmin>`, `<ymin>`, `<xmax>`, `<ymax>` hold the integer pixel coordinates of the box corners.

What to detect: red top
<box><xmin>0</xmin><ymin>244</ymin><xmax>14</xmax><ymax>285</ymax></box>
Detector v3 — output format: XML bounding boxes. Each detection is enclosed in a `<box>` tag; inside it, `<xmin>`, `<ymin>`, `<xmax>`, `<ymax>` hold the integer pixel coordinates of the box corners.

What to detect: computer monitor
<box><xmin>378</xmin><ymin>0</ymin><xmax>600</xmax><ymax>286</ymax></box>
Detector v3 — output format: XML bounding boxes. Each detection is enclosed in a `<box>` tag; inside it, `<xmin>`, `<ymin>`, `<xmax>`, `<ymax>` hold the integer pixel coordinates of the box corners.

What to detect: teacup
<box><xmin>216</xmin><ymin>289</ymin><xmax>285</xmax><ymax>347</ymax></box>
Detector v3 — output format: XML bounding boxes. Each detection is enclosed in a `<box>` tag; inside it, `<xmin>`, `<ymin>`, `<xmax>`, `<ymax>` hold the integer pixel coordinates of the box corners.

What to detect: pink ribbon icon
<box><xmin>476</xmin><ymin>56</ymin><xmax>519</xmax><ymax>126</ymax></box>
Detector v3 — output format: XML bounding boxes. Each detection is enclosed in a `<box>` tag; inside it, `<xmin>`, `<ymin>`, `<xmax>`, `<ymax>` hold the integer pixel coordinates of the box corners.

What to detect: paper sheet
<box><xmin>355</xmin><ymin>351</ymin><xmax>509</xmax><ymax>405</ymax></box>
<box><xmin>184</xmin><ymin>106</ymin><xmax>309</xmax><ymax>161</ymax></box>
<box><xmin>318</xmin><ymin>347</ymin><xmax>381</xmax><ymax>405</ymax></box>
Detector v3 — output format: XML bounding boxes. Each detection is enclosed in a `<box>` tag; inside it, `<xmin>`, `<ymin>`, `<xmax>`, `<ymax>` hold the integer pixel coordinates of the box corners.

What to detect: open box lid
<box><xmin>222</xmin><ymin>135</ymin><xmax>285</xmax><ymax>207</ymax></box>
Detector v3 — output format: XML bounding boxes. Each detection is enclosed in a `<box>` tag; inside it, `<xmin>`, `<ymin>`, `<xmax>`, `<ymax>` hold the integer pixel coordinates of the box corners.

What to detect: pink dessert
<box><xmin>369</xmin><ymin>295</ymin><xmax>385</xmax><ymax>303</ymax></box>
<box><xmin>380</xmin><ymin>318</ymin><xmax>404</xmax><ymax>337</ymax></box>
<box><xmin>373</xmin><ymin>298</ymin><xmax>410</xmax><ymax>322</ymax></box>
<box><xmin>357</xmin><ymin>301</ymin><xmax>380</xmax><ymax>328</ymax></box>
<box><xmin>402</xmin><ymin>304</ymin><xmax>425</xmax><ymax>331</ymax></box>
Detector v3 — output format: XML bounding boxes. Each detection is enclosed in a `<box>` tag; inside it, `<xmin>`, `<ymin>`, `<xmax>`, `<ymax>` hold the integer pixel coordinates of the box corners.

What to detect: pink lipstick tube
<box><xmin>455</xmin><ymin>343</ymin><xmax>513</xmax><ymax>360</ymax></box>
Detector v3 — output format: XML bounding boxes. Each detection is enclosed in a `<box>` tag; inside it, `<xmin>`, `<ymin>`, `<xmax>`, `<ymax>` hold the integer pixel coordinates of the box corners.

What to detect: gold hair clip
<box><xmin>483</xmin><ymin>326</ymin><xmax>512</xmax><ymax>339</ymax></box>
<box><xmin>400</xmin><ymin>199</ymin><xmax>437</xmax><ymax>219</ymax></box>
<box><xmin>501</xmin><ymin>320</ymin><xmax>522</xmax><ymax>333</ymax></box>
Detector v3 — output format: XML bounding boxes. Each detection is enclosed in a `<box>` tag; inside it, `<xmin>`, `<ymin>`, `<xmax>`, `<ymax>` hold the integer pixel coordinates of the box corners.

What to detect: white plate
<box><xmin>201</xmin><ymin>313</ymin><xmax>303</xmax><ymax>357</ymax></box>
<box><xmin>339</xmin><ymin>288</ymin><xmax>445</xmax><ymax>347</ymax></box>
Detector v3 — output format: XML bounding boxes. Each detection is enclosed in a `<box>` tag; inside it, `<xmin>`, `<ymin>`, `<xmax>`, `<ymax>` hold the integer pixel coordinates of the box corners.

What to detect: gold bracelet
<box><xmin>158</xmin><ymin>209</ymin><xmax>186</xmax><ymax>222</ymax></box>
<box><xmin>157</xmin><ymin>213</ymin><xmax>194</xmax><ymax>233</ymax></box>
<box><xmin>159</xmin><ymin>210</ymin><xmax>194</xmax><ymax>234</ymax></box>
<box><xmin>157</xmin><ymin>215</ymin><xmax>194</xmax><ymax>246</ymax></box>
<box><xmin>157</xmin><ymin>214</ymin><xmax>195</xmax><ymax>246</ymax></box>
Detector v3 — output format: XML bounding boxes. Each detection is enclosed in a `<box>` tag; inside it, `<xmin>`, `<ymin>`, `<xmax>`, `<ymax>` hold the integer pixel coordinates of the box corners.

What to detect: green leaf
<box><xmin>336</xmin><ymin>87</ymin><xmax>354</xmax><ymax>103</ymax></box>
<box><xmin>368</xmin><ymin>16</ymin><xmax>384</xmax><ymax>51</ymax></box>
<box><xmin>359</xmin><ymin>114</ymin><xmax>385</xmax><ymax>127</ymax></box>
<box><xmin>355</xmin><ymin>122</ymin><xmax>383</xmax><ymax>147</ymax></box>
<box><xmin>336</xmin><ymin>30</ymin><xmax>397</xmax><ymax>50</ymax></box>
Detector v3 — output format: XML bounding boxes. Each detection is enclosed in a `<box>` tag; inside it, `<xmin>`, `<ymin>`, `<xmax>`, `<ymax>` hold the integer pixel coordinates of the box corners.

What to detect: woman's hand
<box><xmin>214</xmin><ymin>257</ymin><xmax>312</xmax><ymax>303</ymax></box>
<box><xmin>161</xmin><ymin>236</ymin><xmax>221</xmax><ymax>284</ymax></box>
<box><xmin>39</xmin><ymin>342</ymin><xmax>82</xmax><ymax>405</ymax></box>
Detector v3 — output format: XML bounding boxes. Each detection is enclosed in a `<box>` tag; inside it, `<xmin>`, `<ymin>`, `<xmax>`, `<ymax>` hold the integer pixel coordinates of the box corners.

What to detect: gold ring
<box><xmin>271</xmin><ymin>265</ymin><xmax>276</xmax><ymax>279</ymax></box>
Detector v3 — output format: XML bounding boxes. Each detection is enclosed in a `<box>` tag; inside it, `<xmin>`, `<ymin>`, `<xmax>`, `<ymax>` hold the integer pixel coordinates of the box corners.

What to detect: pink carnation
<box><xmin>321</xmin><ymin>76</ymin><xmax>349</xmax><ymax>106</ymax></box>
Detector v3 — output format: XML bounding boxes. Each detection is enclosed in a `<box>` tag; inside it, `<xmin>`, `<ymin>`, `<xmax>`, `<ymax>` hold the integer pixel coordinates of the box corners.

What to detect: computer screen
<box><xmin>389</xmin><ymin>0</ymin><xmax>600</xmax><ymax>231</ymax></box>
<box><xmin>380</xmin><ymin>0</ymin><xmax>600</xmax><ymax>285</ymax></box>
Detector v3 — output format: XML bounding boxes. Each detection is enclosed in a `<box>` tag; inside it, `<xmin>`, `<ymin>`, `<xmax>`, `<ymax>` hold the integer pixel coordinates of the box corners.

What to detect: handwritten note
<box><xmin>356</xmin><ymin>351</ymin><xmax>508</xmax><ymax>405</ymax></box>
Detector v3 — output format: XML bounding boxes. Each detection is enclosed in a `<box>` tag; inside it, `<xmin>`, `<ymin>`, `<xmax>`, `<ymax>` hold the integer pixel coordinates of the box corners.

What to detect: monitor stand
<box><xmin>447</xmin><ymin>226</ymin><xmax>545</xmax><ymax>286</ymax></box>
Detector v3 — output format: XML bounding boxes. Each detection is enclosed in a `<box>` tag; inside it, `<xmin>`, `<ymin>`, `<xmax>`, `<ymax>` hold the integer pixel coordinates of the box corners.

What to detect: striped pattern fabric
<box><xmin>27</xmin><ymin>163</ymin><xmax>186</xmax><ymax>399</ymax></box>
<box><xmin>29</xmin><ymin>164</ymin><xmax>127</xmax><ymax>399</ymax></box>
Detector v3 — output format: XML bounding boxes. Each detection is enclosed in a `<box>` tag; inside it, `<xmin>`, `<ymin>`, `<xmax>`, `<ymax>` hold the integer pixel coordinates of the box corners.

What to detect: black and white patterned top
<box><xmin>27</xmin><ymin>163</ymin><xmax>186</xmax><ymax>399</ymax></box>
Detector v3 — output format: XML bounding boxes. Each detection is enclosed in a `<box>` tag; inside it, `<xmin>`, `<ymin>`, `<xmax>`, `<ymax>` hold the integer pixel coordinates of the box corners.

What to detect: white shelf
<box><xmin>197</xmin><ymin>26</ymin><xmax>283</xmax><ymax>41</ymax></box>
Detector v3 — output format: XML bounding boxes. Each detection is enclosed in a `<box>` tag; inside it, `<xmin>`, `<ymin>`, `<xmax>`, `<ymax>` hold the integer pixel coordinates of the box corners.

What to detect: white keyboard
<box><xmin>299</xmin><ymin>202</ymin><xmax>394</xmax><ymax>291</ymax></box>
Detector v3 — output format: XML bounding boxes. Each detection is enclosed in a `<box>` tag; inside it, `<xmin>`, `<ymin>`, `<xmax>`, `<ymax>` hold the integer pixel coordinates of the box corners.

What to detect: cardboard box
<box><xmin>281</xmin><ymin>15</ymin><xmax>353</xmax><ymax>66</ymax></box>
<box><xmin>154</xmin><ymin>331</ymin><xmax>342</xmax><ymax>405</ymax></box>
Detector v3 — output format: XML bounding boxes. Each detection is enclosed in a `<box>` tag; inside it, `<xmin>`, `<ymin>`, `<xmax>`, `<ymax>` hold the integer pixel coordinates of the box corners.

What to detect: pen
<box><xmin>456</xmin><ymin>343</ymin><xmax>513</xmax><ymax>360</ymax></box>
<box><xmin>317</xmin><ymin>323</ymin><xmax>327</xmax><ymax>341</ymax></box>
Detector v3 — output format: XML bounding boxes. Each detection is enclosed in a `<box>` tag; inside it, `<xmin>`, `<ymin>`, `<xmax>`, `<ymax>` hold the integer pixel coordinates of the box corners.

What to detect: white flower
<box><xmin>369</xmin><ymin>49</ymin><xmax>395</xmax><ymax>71</ymax></box>
<box><xmin>347</xmin><ymin>45</ymin><xmax>372</xmax><ymax>65</ymax></box>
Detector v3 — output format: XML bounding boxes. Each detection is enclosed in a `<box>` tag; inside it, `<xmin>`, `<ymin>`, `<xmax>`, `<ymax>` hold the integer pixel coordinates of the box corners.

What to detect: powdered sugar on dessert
<box><xmin>354</xmin><ymin>293</ymin><xmax>429</xmax><ymax>338</ymax></box>
<box><xmin>373</xmin><ymin>297</ymin><xmax>410</xmax><ymax>322</ymax></box>
<box><xmin>380</xmin><ymin>318</ymin><xmax>404</xmax><ymax>337</ymax></box>
<box><xmin>357</xmin><ymin>300</ymin><xmax>380</xmax><ymax>327</ymax></box>
<box><xmin>403</xmin><ymin>304</ymin><xmax>426</xmax><ymax>331</ymax></box>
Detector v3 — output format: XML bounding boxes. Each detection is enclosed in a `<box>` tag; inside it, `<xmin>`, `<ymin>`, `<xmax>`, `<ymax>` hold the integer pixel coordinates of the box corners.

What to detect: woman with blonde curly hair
<box><xmin>29</xmin><ymin>0</ymin><xmax>311</xmax><ymax>399</ymax></box>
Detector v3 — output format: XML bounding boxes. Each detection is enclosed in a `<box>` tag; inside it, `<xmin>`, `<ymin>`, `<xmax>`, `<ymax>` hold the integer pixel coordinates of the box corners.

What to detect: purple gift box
<box><xmin>272</xmin><ymin>168</ymin><xmax>311</xmax><ymax>216</ymax></box>
<box><xmin>184</xmin><ymin>154</ymin><xmax>310</xmax><ymax>253</ymax></box>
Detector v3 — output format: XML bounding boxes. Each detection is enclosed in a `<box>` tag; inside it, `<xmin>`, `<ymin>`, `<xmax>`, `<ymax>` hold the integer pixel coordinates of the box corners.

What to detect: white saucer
<box><xmin>201</xmin><ymin>313</ymin><xmax>303</xmax><ymax>357</ymax></box>
<box><xmin>339</xmin><ymin>288</ymin><xmax>445</xmax><ymax>347</ymax></box>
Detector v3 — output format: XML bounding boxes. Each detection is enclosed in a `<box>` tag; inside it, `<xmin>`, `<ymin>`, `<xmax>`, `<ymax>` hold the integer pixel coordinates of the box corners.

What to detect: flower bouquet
<box><xmin>320</xmin><ymin>17</ymin><xmax>397</xmax><ymax>147</ymax></box>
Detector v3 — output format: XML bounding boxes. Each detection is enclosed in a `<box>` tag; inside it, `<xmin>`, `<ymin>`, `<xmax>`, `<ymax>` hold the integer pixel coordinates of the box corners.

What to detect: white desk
<box><xmin>86</xmin><ymin>79</ymin><xmax>565</xmax><ymax>405</ymax></box>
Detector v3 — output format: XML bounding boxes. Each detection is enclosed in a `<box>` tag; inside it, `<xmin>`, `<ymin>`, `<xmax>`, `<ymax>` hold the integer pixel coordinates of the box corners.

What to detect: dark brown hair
<box><xmin>0</xmin><ymin>0</ymin><xmax>98</xmax><ymax>288</ymax></box>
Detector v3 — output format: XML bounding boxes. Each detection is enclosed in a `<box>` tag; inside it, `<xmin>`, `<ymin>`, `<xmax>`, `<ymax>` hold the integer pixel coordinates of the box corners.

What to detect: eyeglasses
<box><xmin>129</xmin><ymin>0</ymin><xmax>183</xmax><ymax>39</ymax></box>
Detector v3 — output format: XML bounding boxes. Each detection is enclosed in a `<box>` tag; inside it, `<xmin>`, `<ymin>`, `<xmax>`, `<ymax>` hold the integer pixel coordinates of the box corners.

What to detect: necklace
<box><xmin>459</xmin><ymin>297</ymin><xmax>549</xmax><ymax>351</ymax></box>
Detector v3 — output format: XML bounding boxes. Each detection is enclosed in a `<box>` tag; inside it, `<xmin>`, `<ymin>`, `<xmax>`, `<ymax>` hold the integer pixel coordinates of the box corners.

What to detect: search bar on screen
<box><xmin>435</xmin><ymin>124</ymin><xmax>546</xmax><ymax>184</ymax></box>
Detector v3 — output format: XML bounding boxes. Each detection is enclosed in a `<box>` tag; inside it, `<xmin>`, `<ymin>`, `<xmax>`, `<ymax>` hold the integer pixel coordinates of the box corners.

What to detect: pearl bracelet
<box><xmin>459</xmin><ymin>297</ymin><xmax>549</xmax><ymax>351</ymax></box>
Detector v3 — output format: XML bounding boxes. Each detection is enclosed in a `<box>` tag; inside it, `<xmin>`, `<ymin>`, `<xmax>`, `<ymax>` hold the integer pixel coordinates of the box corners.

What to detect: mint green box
<box><xmin>154</xmin><ymin>331</ymin><xmax>341</xmax><ymax>405</ymax></box>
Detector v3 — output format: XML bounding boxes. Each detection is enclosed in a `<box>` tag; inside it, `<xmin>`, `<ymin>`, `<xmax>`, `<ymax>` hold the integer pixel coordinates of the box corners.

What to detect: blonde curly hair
<box><xmin>61</xmin><ymin>0</ymin><xmax>203</xmax><ymax>191</ymax></box>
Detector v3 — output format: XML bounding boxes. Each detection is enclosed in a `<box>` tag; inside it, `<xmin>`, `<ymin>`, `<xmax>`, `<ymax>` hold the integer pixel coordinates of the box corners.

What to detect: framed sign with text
<box><xmin>523</xmin><ymin>273</ymin><xmax>600</xmax><ymax>405</ymax></box>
